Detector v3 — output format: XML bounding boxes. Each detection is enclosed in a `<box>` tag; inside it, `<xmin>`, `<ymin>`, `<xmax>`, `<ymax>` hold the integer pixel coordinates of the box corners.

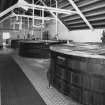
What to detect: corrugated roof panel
<box><xmin>0</xmin><ymin>0</ymin><xmax>18</xmax><ymax>13</ymax></box>
<box><xmin>56</xmin><ymin>0</ymin><xmax>105</xmax><ymax>30</ymax></box>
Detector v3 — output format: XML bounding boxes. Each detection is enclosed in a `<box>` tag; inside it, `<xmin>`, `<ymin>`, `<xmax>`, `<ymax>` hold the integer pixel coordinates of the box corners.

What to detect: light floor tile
<box><xmin>11</xmin><ymin>53</ymin><xmax>81</xmax><ymax>105</ymax></box>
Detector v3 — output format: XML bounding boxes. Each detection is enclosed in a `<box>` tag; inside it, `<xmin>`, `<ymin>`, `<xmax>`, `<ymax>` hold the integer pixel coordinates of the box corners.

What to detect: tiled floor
<box><xmin>0</xmin><ymin>81</ymin><xmax>1</xmax><ymax>105</ymax></box>
<box><xmin>2</xmin><ymin>48</ymin><xmax>81</xmax><ymax>105</ymax></box>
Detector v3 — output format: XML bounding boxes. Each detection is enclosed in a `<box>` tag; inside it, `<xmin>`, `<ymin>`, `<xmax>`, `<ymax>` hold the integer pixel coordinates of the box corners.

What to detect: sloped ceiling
<box><xmin>0</xmin><ymin>0</ymin><xmax>18</xmax><ymax>12</ymax></box>
<box><xmin>0</xmin><ymin>0</ymin><xmax>18</xmax><ymax>25</ymax></box>
<box><xmin>0</xmin><ymin>0</ymin><xmax>105</xmax><ymax>30</ymax></box>
<box><xmin>52</xmin><ymin>0</ymin><xmax>105</xmax><ymax>30</ymax></box>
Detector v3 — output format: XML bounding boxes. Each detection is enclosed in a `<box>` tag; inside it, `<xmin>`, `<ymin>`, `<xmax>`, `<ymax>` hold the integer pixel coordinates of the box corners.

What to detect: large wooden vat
<box><xmin>11</xmin><ymin>39</ymin><xmax>20</xmax><ymax>49</ymax></box>
<box><xmin>19</xmin><ymin>40</ymin><xmax>66</xmax><ymax>58</ymax></box>
<box><xmin>48</xmin><ymin>44</ymin><xmax>105</xmax><ymax>105</ymax></box>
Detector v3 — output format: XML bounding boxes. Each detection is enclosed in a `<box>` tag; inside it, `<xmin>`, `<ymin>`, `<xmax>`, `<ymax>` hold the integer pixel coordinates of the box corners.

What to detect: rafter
<box><xmin>35</xmin><ymin>0</ymin><xmax>40</xmax><ymax>4</ymax></box>
<box><xmin>0</xmin><ymin>15</ymin><xmax>11</xmax><ymax>24</ymax></box>
<box><xmin>18</xmin><ymin>1</ymin><xmax>77</xmax><ymax>15</ymax></box>
<box><xmin>67</xmin><ymin>0</ymin><xmax>94</xmax><ymax>30</ymax></box>
<box><xmin>0</xmin><ymin>4</ymin><xmax>17</xmax><ymax>18</ymax></box>
<box><xmin>38</xmin><ymin>0</ymin><xmax>70</xmax><ymax>31</ymax></box>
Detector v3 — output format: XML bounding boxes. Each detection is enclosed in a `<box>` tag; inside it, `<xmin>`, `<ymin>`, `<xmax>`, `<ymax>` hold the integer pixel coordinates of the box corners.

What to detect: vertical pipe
<box><xmin>32</xmin><ymin>0</ymin><xmax>34</xmax><ymax>27</ymax></box>
<box><xmin>41</xmin><ymin>26</ymin><xmax>43</xmax><ymax>40</ymax></box>
<box><xmin>21</xmin><ymin>16</ymin><xmax>23</xmax><ymax>30</ymax></box>
<box><xmin>28</xmin><ymin>17</ymin><xmax>30</xmax><ymax>37</ymax></box>
<box><xmin>16</xmin><ymin>16</ymin><xmax>18</xmax><ymax>21</ymax></box>
<box><xmin>13</xmin><ymin>23</ymin><xmax>15</xmax><ymax>30</ymax></box>
<box><xmin>28</xmin><ymin>17</ymin><xmax>29</xmax><ymax>29</ymax></box>
<box><xmin>42</xmin><ymin>9</ymin><xmax>44</xmax><ymax>27</ymax></box>
<box><xmin>55</xmin><ymin>0</ymin><xmax>58</xmax><ymax>40</ymax></box>
<box><xmin>50</xmin><ymin>0</ymin><xmax>51</xmax><ymax>7</ymax></box>
<box><xmin>41</xmin><ymin>9</ymin><xmax>44</xmax><ymax>40</ymax></box>
<box><xmin>32</xmin><ymin>0</ymin><xmax>35</xmax><ymax>38</ymax></box>
<box><xmin>13</xmin><ymin>17</ymin><xmax>16</xmax><ymax>30</ymax></box>
<box><xmin>10</xmin><ymin>17</ymin><xmax>13</xmax><ymax>29</ymax></box>
<box><xmin>19</xmin><ymin>16</ymin><xmax>22</xmax><ymax>30</ymax></box>
<box><xmin>19</xmin><ymin>16</ymin><xmax>21</xmax><ymax>30</ymax></box>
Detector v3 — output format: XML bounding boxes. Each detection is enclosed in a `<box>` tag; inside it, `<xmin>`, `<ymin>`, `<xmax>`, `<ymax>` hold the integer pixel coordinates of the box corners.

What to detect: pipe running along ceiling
<box><xmin>0</xmin><ymin>0</ymin><xmax>105</xmax><ymax>30</ymax></box>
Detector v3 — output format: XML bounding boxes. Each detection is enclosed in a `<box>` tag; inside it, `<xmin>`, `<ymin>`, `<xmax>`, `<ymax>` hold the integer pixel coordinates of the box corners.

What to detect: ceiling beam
<box><xmin>18</xmin><ymin>0</ymin><xmax>72</xmax><ymax>30</ymax></box>
<box><xmin>18</xmin><ymin>2</ymin><xmax>77</xmax><ymax>15</ymax></box>
<box><xmin>0</xmin><ymin>4</ymin><xmax>17</xmax><ymax>18</ymax></box>
<box><xmin>0</xmin><ymin>15</ymin><xmax>11</xmax><ymax>24</ymax></box>
<box><xmin>38</xmin><ymin>0</ymin><xmax>70</xmax><ymax>31</ymax></box>
<box><xmin>35</xmin><ymin>0</ymin><xmax>40</xmax><ymax>4</ymax></box>
<box><xmin>67</xmin><ymin>0</ymin><xmax>94</xmax><ymax>30</ymax></box>
<box><xmin>0</xmin><ymin>0</ymin><xmax>28</xmax><ymax>18</ymax></box>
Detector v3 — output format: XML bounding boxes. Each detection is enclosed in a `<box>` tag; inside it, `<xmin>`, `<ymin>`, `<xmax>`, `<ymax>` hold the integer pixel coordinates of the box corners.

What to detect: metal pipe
<box><xmin>41</xmin><ymin>8</ymin><xmax>44</xmax><ymax>40</ymax></box>
<box><xmin>20</xmin><ymin>4</ymin><xmax>77</xmax><ymax>15</ymax></box>
<box><xmin>19</xmin><ymin>16</ymin><xmax>22</xmax><ymax>30</ymax></box>
<box><xmin>28</xmin><ymin>17</ymin><xmax>29</xmax><ymax>29</ymax></box>
<box><xmin>55</xmin><ymin>0</ymin><xmax>58</xmax><ymax>38</ymax></box>
<box><xmin>11</xmin><ymin>14</ymin><xmax>55</xmax><ymax>20</ymax></box>
<box><xmin>0</xmin><ymin>15</ymin><xmax>11</xmax><ymax>24</ymax></box>
<box><xmin>38</xmin><ymin>0</ymin><xmax>70</xmax><ymax>31</ymax></box>
<box><xmin>0</xmin><ymin>4</ymin><xmax>17</xmax><ymax>18</ymax></box>
<box><xmin>42</xmin><ymin>9</ymin><xmax>44</xmax><ymax>26</ymax></box>
<box><xmin>35</xmin><ymin>0</ymin><xmax>40</xmax><ymax>4</ymax></box>
<box><xmin>32</xmin><ymin>0</ymin><xmax>35</xmax><ymax>27</ymax></box>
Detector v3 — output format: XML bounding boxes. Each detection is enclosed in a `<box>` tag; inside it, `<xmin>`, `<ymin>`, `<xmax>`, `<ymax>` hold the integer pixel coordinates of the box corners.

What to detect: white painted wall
<box><xmin>48</xmin><ymin>20</ymin><xmax>104</xmax><ymax>42</ymax></box>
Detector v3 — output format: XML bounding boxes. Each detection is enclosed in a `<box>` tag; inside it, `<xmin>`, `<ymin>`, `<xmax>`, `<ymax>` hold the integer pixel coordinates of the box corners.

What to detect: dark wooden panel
<box><xmin>11</xmin><ymin>39</ymin><xmax>20</xmax><ymax>48</ymax></box>
<box><xmin>19</xmin><ymin>40</ymin><xmax>66</xmax><ymax>58</ymax></box>
<box><xmin>48</xmin><ymin>44</ymin><xmax>105</xmax><ymax>105</ymax></box>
